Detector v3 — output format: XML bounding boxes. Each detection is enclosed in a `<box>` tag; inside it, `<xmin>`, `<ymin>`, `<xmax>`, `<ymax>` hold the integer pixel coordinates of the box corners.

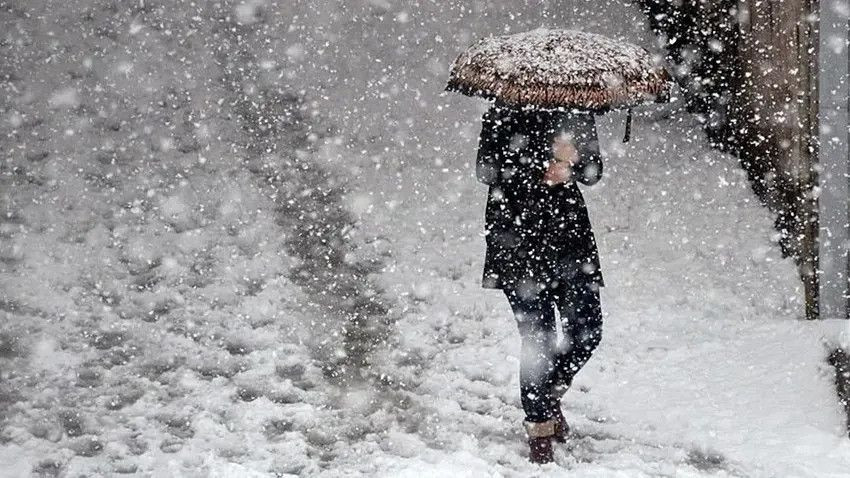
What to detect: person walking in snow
<box><xmin>476</xmin><ymin>100</ymin><xmax>604</xmax><ymax>464</ymax></box>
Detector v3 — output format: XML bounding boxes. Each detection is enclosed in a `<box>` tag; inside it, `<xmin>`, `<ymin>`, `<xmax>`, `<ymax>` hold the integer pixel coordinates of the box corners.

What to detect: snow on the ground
<box><xmin>1</xmin><ymin>1</ymin><xmax>389</xmax><ymax>475</ymax></box>
<box><xmin>2</xmin><ymin>0</ymin><xmax>849</xmax><ymax>477</ymax></box>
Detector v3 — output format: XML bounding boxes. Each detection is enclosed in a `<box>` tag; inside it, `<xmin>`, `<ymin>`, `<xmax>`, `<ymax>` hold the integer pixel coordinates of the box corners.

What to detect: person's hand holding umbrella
<box><xmin>544</xmin><ymin>134</ymin><xmax>579</xmax><ymax>186</ymax></box>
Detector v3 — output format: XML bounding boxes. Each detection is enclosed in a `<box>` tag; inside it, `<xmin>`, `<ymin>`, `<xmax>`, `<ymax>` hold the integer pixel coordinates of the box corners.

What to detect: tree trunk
<box><xmin>637</xmin><ymin>0</ymin><xmax>819</xmax><ymax>319</ymax></box>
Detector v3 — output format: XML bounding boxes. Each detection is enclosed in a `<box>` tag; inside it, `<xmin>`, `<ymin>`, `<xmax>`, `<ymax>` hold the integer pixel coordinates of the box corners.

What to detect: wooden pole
<box><xmin>799</xmin><ymin>0</ymin><xmax>820</xmax><ymax>320</ymax></box>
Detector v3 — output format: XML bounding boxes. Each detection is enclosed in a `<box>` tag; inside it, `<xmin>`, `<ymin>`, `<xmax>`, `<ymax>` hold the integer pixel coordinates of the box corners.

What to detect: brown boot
<box><xmin>551</xmin><ymin>401</ymin><xmax>570</xmax><ymax>443</ymax></box>
<box><xmin>550</xmin><ymin>381</ymin><xmax>571</xmax><ymax>443</ymax></box>
<box><xmin>523</xmin><ymin>420</ymin><xmax>555</xmax><ymax>464</ymax></box>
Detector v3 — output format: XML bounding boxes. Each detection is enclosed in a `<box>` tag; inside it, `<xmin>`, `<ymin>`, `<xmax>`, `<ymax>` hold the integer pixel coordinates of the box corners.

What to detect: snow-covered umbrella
<box><xmin>446</xmin><ymin>28</ymin><xmax>672</xmax><ymax>112</ymax></box>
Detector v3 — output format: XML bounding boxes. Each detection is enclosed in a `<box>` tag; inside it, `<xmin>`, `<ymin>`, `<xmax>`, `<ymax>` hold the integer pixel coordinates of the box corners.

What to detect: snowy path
<box><xmin>2</xmin><ymin>0</ymin><xmax>849</xmax><ymax>476</ymax></box>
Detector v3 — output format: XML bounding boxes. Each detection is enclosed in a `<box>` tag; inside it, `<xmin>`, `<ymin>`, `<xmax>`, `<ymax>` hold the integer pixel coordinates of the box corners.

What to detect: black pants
<box><xmin>503</xmin><ymin>281</ymin><xmax>602</xmax><ymax>423</ymax></box>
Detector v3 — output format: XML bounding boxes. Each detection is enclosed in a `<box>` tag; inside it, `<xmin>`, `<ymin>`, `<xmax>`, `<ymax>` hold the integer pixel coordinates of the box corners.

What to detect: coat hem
<box><xmin>481</xmin><ymin>275</ymin><xmax>605</xmax><ymax>290</ymax></box>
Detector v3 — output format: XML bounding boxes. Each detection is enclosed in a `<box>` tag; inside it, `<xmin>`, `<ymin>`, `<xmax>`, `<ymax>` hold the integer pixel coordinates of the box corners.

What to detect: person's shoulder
<box><xmin>488</xmin><ymin>102</ymin><xmax>516</xmax><ymax>118</ymax></box>
<box><xmin>484</xmin><ymin>103</ymin><xmax>522</xmax><ymax>129</ymax></box>
<box><xmin>557</xmin><ymin>110</ymin><xmax>597</xmax><ymax>132</ymax></box>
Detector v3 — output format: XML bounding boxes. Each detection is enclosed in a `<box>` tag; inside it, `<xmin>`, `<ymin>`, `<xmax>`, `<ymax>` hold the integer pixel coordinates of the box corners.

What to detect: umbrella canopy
<box><xmin>446</xmin><ymin>28</ymin><xmax>673</xmax><ymax>111</ymax></box>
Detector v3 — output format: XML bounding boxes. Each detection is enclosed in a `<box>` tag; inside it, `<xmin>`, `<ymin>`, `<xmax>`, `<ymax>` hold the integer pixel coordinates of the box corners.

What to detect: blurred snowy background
<box><xmin>1</xmin><ymin>0</ymin><xmax>849</xmax><ymax>476</ymax></box>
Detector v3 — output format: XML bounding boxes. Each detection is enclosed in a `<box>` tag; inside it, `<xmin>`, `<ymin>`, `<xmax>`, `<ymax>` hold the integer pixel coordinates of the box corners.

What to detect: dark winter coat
<box><xmin>476</xmin><ymin>103</ymin><xmax>604</xmax><ymax>292</ymax></box>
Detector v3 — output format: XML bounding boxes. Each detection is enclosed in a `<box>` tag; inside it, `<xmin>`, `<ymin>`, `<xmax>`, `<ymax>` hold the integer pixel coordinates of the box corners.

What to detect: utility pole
<box><xmin>818</xmin><ymin>0</ymin><xmax>850</xmax><ymax>319</ymax></box>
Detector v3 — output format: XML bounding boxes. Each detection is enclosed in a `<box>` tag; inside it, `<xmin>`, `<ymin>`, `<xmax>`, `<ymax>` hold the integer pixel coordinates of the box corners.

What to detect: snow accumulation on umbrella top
<box><xmin>480</xmin><ymin>29</ymin><xmax>649</xmax><ymax>79</ymax></box>
<box><xmin>447</xmin><ymin>28</ymin><xmax>672</xmax><ymax>110</ymax></box>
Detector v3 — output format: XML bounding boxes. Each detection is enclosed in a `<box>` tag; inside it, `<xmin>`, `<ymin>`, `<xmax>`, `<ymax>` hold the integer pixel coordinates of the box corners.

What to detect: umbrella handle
<box><xmin>623</xmin><ymin>108</ymin><xmax>632</xmax><ymax>143</ymax></box>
